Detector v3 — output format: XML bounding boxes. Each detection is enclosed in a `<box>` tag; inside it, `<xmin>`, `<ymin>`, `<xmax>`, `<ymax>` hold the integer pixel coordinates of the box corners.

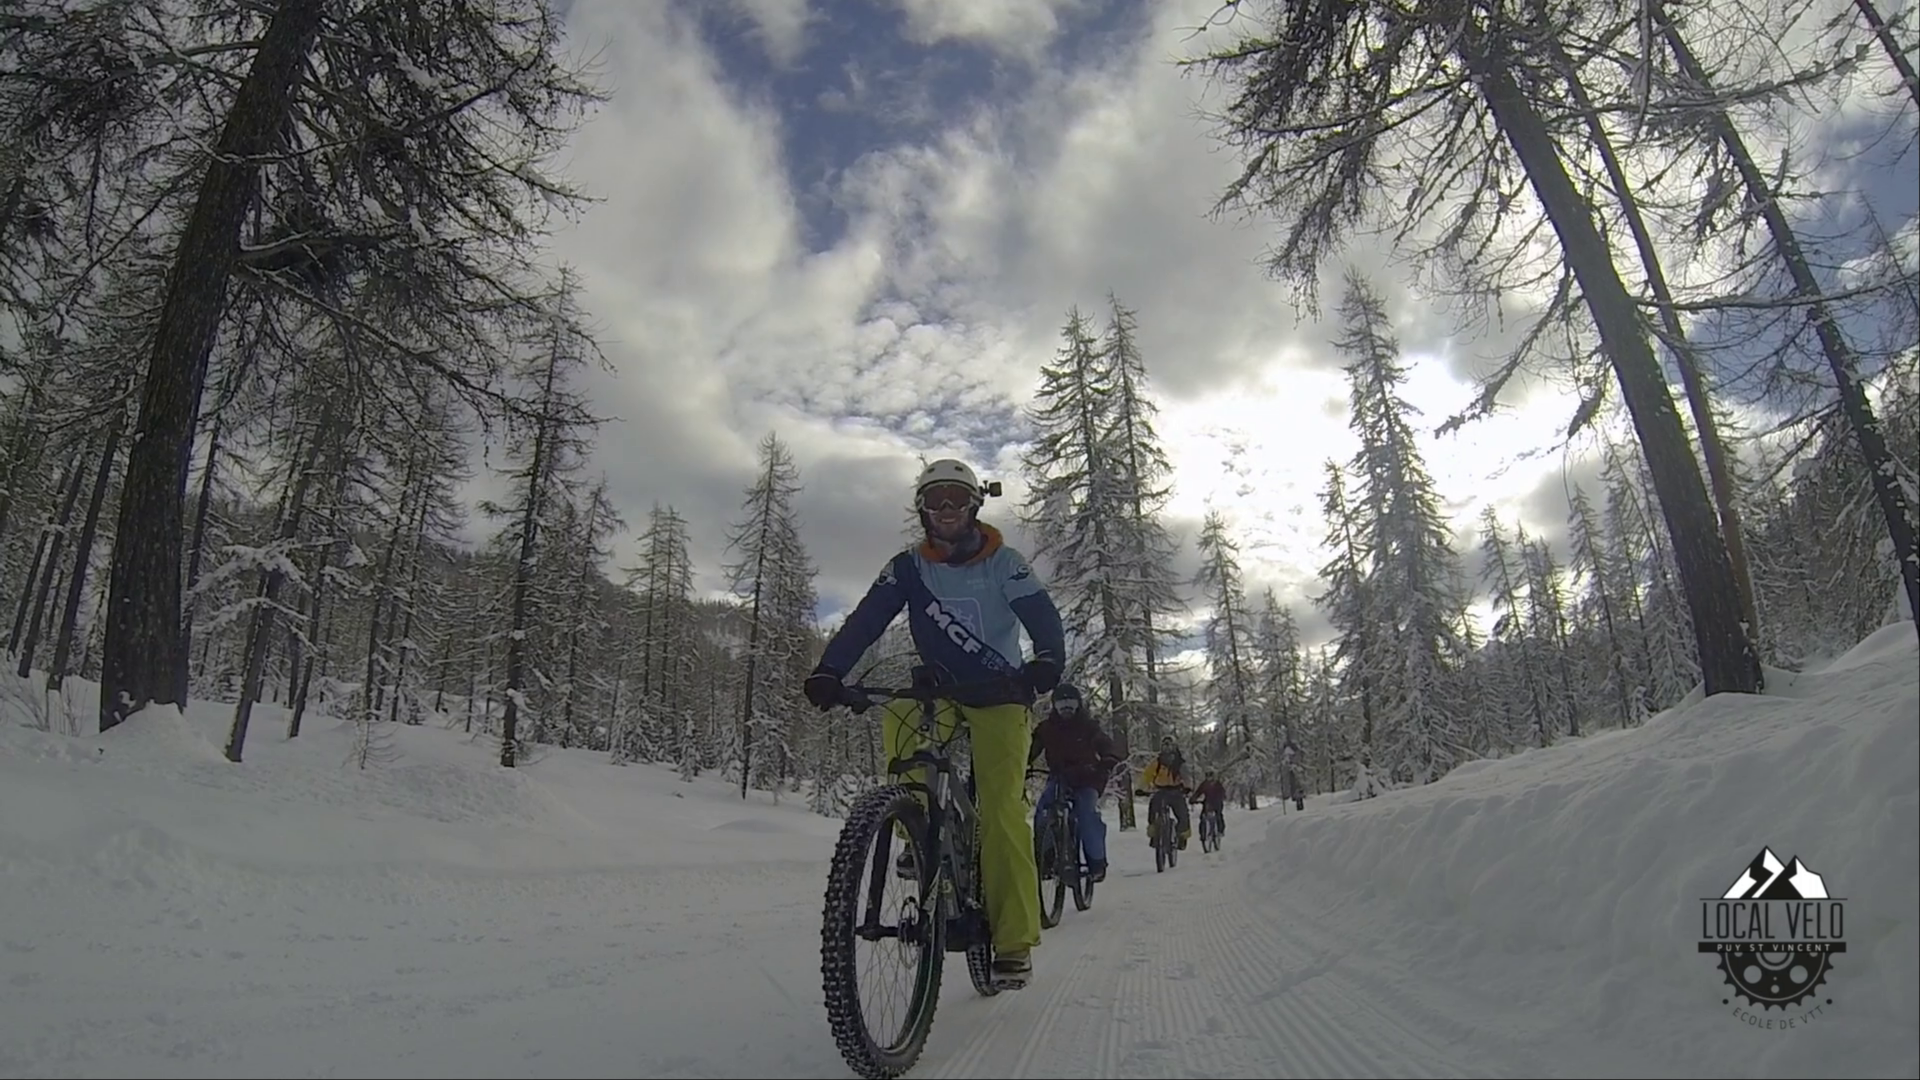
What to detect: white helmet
<box><xmin>915</xmin><ymin>458</ymin><xmax>982</xmax><ymax>506</ymax></box>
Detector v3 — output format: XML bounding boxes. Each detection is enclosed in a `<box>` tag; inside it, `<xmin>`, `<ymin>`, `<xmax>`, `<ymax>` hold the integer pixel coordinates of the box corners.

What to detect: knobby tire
<box><xmin>821</xmin><ymin>786</ymin><xmax>943</xmax><ymax>1079</ymax></box>
<box><xmin>963</xmin><ymin>817</ymin><xmax>999</xmax><ymax>997</ymax></box>
<box><xmin>1038</xmin><ymin>806</ymin><xmax>1066</xmax><ymax>929</ymax></box>
<box><xmin>1068</xmin><ymin>803</ymin><xmax>1093</xmax><ymax>911</ymax></box>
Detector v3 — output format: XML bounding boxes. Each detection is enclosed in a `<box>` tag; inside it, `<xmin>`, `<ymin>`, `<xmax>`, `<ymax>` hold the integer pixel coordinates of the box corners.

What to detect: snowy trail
<box><xmin>3</xmin><ymin>624</ymin><xmax>1915</xmax><ymax>1079</ymax></box>
<box><xmin>1</xmin><ymin>768</ymin><xmax>1555</xmax><ymax>1080</ymax></box>
<box><xmin>917</xmin><ymin>828</ymin><xmax>1584</xmax><ymax>1080</ymax></box>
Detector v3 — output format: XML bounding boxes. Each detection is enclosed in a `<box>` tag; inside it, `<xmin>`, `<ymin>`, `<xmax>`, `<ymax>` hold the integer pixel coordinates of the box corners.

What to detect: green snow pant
<box><xmin>884</xmin><ymin>696</ymin><xmax>1042</xmax><ymax>955</ymax></box>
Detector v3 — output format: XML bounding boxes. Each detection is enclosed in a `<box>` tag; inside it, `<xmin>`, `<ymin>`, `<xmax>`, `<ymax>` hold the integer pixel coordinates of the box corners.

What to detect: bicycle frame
<box><xmin>886</xmin><ymin>723</ymin><xmax>979</xmax><ymax>925</ymax></box>
<box><xmin>845</xmin><ymin>668</ymin><xmax>1028</xmax><ymax>943</ymax></box>
<box><xmin>1032</xmin><ymin>773</ymin><xmax>1074</xmax><ymax>858</ymax></box>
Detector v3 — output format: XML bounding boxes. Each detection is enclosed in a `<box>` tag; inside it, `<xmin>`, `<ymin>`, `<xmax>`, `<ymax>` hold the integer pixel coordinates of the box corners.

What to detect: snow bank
<box><xmin>0</xmin><ymin>672</ymin><xmax>841</xmax><ymax>879</ymax></box>
<box><xmin>0</xmin><ymin>673</ymin><xmax>854</xmax><ymax>1079</ymax></box>
<box><xmin>1246</xmin><ymin>621</ymin><xmax>1920</xmax><ymax>1078</ymax></box>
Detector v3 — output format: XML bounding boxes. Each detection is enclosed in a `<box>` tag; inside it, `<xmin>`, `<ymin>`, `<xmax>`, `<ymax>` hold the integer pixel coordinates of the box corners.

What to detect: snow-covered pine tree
<box><xmin>1194</xmin><ymin>509</ymin><xmax>1259</xmax><ymax>798</ymax></box>
<box><xmin>1448</xmin><ymin>599</ymin><xmax>1503</xmax><ymax>757</ymax></box>
<box><xmin>1645</xmin><ymin>6</ymin><xmax>1918</xmax><ymax>628</ymax></box>
<box><xmin>482</xmin><ymin>272</ymin><xmax>602</xmax><ymax>768</ymax></box>
<box><xmin>1566</xmin><ymin>485</ymin><xmax>1640</xmax><ymax>727</ymax></box>
<box><xmin>1097</xmin><ymin>294</ymin><xmax>1187</xmax><ymax>749</ymax></box>
<box><xmin>763</xmin><ymin>512</ymin><xmax>820</xmax><ymax>798</ymax></box>
<box><xmin>1479</xmin><ymin>508</ymin><xmax>1551</xmax><ymax>749</ymax></box>
<box><xmin>91</xmin><ymin>0</ymin><xmax>608</xmax><ymax>735</ymax></box>
<box><xmin>1313</xmin><ymin>460</ymin><xmax>1382</xmax><ymax>799</ymax></box>
<box><xmin>1518</xmin><ymin>530</ymin><xmax>1580</xmax><ymax>739</ymax></box>
<box><xmin>549</xmin><ymin>478</ymin><xmax>622</xmax><ymax>748</ymax></box>
<box><xmin>221</xmin><ymin>386</ymin><xmax>346</xmax><ymax>763</ymax></box>
<box><xmin>1332</xmin><ymin>270</ymin><xmax>1470</xmax><ymax>784</ymax></box>
<box><xmin>1300</xmin><ymin>647</ymin><xmax>1342</xmax><ymax>796</ymax></box>
<box><xmin>1252</xmin><ymin>588</ymin><xmax>1306</xmax><ymax>796</ymax></box>
<box><xmin>1018</xmin><ymin>307</ymin><xmax>1134</xmax><ymax>712</ymax></box>
<box><xmin>1602</xmin><ymin>441</ymin><xmax>1698</xmax><ymax>710</ymax></box>
<box><xmin>722</xmin><ymin>431</ymin><xmax>817</xmax><ymax>799</ymax></box>
<box><xmin>625</xmin><ymin>502</ymin><xmax>698</xmax><ymax>769</ymax></box>
<box><xmin>361</xmin><ymin>391</ymin><xmax>473</xmax><ymax>736</ymax></box>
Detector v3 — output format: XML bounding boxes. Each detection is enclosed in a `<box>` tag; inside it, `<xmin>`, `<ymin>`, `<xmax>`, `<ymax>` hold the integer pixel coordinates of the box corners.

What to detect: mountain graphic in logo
<box><xmin>1723</xmin><ymin>847</ymin><xmax>1830</xmax><ymax>901</ymax></box>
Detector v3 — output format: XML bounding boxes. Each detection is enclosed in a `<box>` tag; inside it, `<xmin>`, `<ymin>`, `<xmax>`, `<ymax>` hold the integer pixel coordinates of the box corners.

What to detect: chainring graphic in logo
<box><xmin>1698</xmin><ymin>847</ymin><xmax>1846</xmax><ymax>1015</ymax></box>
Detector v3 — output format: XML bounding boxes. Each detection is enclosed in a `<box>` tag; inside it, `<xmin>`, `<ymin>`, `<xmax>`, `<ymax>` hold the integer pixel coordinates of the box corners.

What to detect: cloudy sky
<box><xmin>472</xmin><ymin>0</ymin><xmax>1918</xmax><ymax>656</ymax></box>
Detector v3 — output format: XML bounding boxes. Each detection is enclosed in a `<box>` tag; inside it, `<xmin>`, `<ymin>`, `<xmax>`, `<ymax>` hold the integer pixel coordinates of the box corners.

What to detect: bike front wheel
<box><xmin>962</xmin><ymin>819</ymin><xmax>1000</xmax><ymax>997</ymax></box>
<box><xmin>1037</xmin><ymin>811</ymin><xmax>1067</xmax><ymax>929</ymax></box>
<box><xmin>821</xmin><ymin>786</ymin><xmax>945</xmax><ymax>1079</ymax></box>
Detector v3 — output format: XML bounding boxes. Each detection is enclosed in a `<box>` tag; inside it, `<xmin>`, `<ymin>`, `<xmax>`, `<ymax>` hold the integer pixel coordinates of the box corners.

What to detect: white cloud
<box><xmin>888</xmin><ymin>0</ymin><xmax>1090</xmax><ymax>64</ymax></box>
<box><xmin>521</xmin><ymin>0</ymin><xmax>1913</xmax><ymax>662</ymax></box>
<box><xmin>722</xmin><ymin>0</ymin><xmax>814</xmax><ymax>67</ymax></box>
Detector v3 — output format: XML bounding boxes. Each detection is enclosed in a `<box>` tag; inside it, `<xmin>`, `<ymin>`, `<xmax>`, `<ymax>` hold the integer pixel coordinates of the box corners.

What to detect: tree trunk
<box><xmin>363</xmin><ymin>451</ymin><xmax>419</xmax><ymax>728</ymax></box>
<box><xmin>227</xmin><ymin>420</ymin><xmax>325</xmax><ymax>762</ymax></box>
<box><xmin>1850</xmin><ymin>0</ymin><xmax>1920</xmax><ymax>110</ymax></box>
<box><xmin>1657</xmin><ymin>4</ymin><xmax>1919</xmax><ymax>633</ymax></box>
<box><xmin>386</xmin><ymin>482</ymin><xmax>433</xmax><ymax>725</ymax></box>
<box><xmin>10</xmin><ymin>453</ymin><xmax>77</xmax><ymax>656</ymax></box>
<box><xmin>184</xmin><ymin>355</ymin><xmax>248</xmax><ymax>683</ymax></box>
<box><xmin>1462</xmin><ymin>28</ymin><xmax>1763</xmax><ymax>696</ymax></box>
<box><xmin>0</xmin><ymin>382</ymin><xmax>45</xmax><ymax>572</ymax></box>
<box><xmin>98</xmin><ymin>0</ymin><xmax>326</xmax><ymax>733</ymax></box>
<box><xmin>48</xmin><ymin>395</ymin><xmax>128</xmax><ymax>691</ymax></box>
<box><xmin>288</xmin><ymin>463</ymin><xmax>350</xmax><ymax>739</ymax></box>
<box><xmin>737</xmin><ymin>548</ymin><xmax>767</xmax><ymax>800</ymax></box>
<box><xmin>502</xmin><ymin>341</ymin><xmax>563</xmax><ymax>768</ymax></box>
<box><xmin>1542</xmin><ymin>27</ymin><xmax>1760</xmax><ymax>636</ymax></box>
<box><xmin>17</xmin><ymin>440</ymin><xmax>91</xmax><ymax>676</ymax></box>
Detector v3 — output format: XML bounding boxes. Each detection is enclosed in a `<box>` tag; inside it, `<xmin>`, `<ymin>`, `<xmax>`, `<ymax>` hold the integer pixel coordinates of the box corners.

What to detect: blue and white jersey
<box><xmin>818</xmin><ymin>523</ymin><xmax>1066</xmax><ymax>706</ymax></box>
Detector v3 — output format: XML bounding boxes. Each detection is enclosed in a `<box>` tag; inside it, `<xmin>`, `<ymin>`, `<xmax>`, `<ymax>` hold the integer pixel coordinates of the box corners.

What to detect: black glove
<box><xmin>1022</xmin><ymin>657</ymin><xmax>1060</xmax><ymax>695</ymax></box>
<box><xmin>803</xmin><ymin>669</ymin><xmax>842</xmax><ymax>711</ymax></box>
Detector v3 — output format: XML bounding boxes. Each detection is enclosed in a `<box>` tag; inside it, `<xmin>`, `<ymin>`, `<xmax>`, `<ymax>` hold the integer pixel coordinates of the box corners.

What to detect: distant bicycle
<box><xmin>1146</xmin><ymin>792</ymin><xmax>1179</xmax><ymax>872</ymax></box>
<box><xmin>1197</xmin><ymin>806</ymin><xmax>1222</xmax><ymax>853</ymax></box>
<box><xmin>1029</xmin><ymin>767</ymin><xmax>1093</xmax><ymax>927</ymax></box>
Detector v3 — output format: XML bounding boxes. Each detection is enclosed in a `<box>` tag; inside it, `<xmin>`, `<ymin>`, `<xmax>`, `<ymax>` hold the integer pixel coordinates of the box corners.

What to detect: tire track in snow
<box><xmin>1194</xmin><ymin>859</ymin><xmax>1424</xmax><ymax>1079</ymax></box>
<box><xmin>1169</xmin><ymin>868</ymin><xmax>1243</xmax><ymax>1077</ymax></box>
<box><xmin>1233</xmin><ymin>846</ymin><xmax>1550</xmax><ymax>1078</ymax></box>
<box><xmin>1213</xmin><ymin>874</ymin><xmax>1386</xmax><ymax>1078</ymax></box>
<box><xmin>1093</xmin><ymin>881</ymin><xmax>1157</xmax><ymax>1078</ymax></box>
<box><xmin>927</xmin><ymin>910</ymin><xmax>1104</xmax><ymax>1079</ymax></box>
<box><xmin>907</xmin><ymin>823</ymin><xmax>1551</xmax><ymax>1078</ymax></box>
<box><xmin>1007</xmin><ymin>919</ymin><xmax>1110</xmax><ymax>1077</ymax></box>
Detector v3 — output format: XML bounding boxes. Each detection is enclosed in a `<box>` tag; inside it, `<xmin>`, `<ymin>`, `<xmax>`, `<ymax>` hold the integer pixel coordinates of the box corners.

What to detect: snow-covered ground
<box><xmin>1</xmin><ymin>624</ymin><xmax>1915</xmax><ymax>1079</ymax></box>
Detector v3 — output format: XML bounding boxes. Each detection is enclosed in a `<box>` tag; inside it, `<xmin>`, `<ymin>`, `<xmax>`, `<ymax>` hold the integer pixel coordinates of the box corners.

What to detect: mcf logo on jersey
<box><xmin>924</xmin><ymin>597</ymin><xmax>985</xmax><ymax>653</ymax></box>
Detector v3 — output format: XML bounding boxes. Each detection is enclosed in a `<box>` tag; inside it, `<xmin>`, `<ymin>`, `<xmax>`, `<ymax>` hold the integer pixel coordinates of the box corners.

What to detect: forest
<box><xmin>0</xmin><ymin>0</ymin><xmax>1913</xmax><ymax>814</ymax></box>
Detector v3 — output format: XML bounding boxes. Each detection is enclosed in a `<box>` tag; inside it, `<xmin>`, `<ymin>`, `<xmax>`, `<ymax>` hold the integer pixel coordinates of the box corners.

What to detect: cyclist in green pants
<box><xmin>802</xmin><ymin>458</ymin><xmax>1067</xmax><ymax>990</ymax></box>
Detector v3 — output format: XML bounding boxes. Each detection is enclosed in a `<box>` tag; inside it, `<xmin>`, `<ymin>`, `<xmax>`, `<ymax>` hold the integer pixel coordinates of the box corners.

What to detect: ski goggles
<box><xmin>917</xmin><ymin>482</ymin><xmax>978</xmax><ymax>512</ymax></box>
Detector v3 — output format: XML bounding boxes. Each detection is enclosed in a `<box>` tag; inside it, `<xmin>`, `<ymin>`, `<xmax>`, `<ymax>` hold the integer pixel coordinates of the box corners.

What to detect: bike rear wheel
<box><xmin>821</xmin><ymin>786</ymin><xmax>945</xmax><ymax>1079</ymax></box>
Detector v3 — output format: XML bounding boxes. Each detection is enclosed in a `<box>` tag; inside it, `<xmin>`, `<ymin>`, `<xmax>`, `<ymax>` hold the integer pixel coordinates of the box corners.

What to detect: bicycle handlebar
<box><xmin>838</xmin><ymin>675</ymin><xmax>1027</xmax><ymax>713</ymax></box>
